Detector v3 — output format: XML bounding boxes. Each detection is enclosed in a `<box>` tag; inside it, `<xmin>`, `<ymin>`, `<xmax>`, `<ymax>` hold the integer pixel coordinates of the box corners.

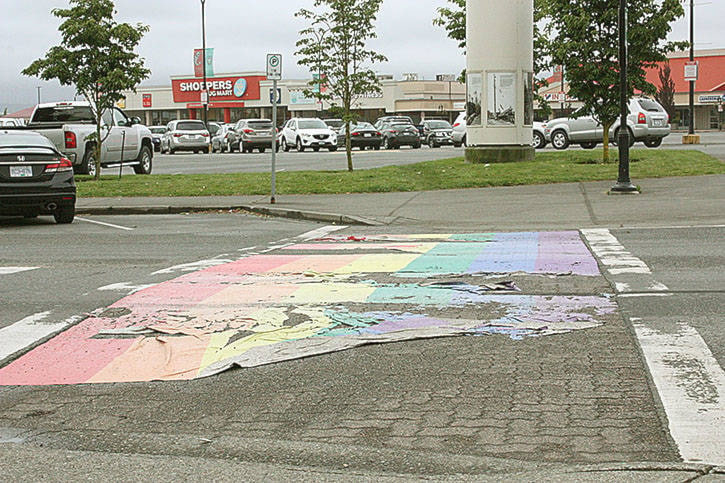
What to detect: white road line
<box><xmin>75</xmin><ymin>217</ymin><xmax>135</xmax><ymax>231</ymax></box>
<box><xmin>581</xmin><ymin>229</ymin><xmax>652</xmax><ymax>275</ymax></box>
<box><xmin>97</xmin><ymin>282</ymin><xmax>156</xmax><ymax>294</ymax></box>
<box><xmin>297</xmin><ymin>225</ymin><xmax>348</xmax><ymax>241</ymax></box>
<box><xmin>0</xmin><ymin>312</ymin><xmax>81</xmax><ymax>362</ymax></box>
<box><xmin>0</xmin><ymin>267</ymin><xmax>39</xmax><ymax>275</ymax></box>
<box><xmin>152</xmin><ymin>258</ymin><xmax>232</xmax><ymax>275</ymax></box>
<box><xmin>633</xmin><ymin>320</ymin><xmax>725</xmax><ymax>465</ymax></box>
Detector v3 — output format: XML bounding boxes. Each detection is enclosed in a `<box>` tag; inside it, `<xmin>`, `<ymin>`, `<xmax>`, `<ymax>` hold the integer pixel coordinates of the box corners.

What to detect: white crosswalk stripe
<box><xmin>0</xmin><ymin>267</ymin><xmax>39</xmax><ymax>276</ymax></box>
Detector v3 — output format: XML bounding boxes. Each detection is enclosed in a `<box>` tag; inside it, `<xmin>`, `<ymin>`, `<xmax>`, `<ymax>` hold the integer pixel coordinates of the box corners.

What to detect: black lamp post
<box><xmin>688</xmin><ymin>0</ymin><xmax>695</xmax><ymax>135</ymax></box>
<box><xmin>200</xmin><ymin>0</ymin><xmax>208</xmax><ymax>130</ymax></box>
<box><xmin>611</xmin><ymin>0</ymin><xmax>638</xmax><ymax>193</ymax></box>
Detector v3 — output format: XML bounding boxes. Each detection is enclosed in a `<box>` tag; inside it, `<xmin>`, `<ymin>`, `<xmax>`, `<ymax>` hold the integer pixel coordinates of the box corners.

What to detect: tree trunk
<box><xmin>602</xmin><ymin>121</ymin><xmax>611</xmax><ymax>164</ymax></box>
<box><xmin>95</xmin><ymin>123</ymin><xmax>102</xmax><ymax>180</ymax></box>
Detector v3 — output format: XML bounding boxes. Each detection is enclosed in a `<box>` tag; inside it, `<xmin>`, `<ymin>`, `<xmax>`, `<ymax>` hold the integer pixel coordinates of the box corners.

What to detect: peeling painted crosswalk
<box><xmin>0</xmin><ymin>231</ymin><xmax>615</xmax><ymax>386</ymax></box>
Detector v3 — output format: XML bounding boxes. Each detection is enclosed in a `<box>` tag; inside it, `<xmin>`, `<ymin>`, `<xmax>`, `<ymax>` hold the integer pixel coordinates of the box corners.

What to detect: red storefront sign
<box><xmin>142</xmin><ymin>94</ymin><xmax>152</xmax><ymax>108</ymax></box>
<box><xmin>172</xmin><ymin>75</ymin><xmax>265</xmax><ymax>103</ymax></box>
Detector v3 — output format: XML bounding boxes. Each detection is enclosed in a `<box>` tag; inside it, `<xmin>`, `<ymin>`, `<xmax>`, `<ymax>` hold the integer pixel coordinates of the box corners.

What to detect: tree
<box><xmin>23</xmin><ymin>0</ymin><xmax>150</xmax><ymax>179</ymax></box>
<box><xmin>655</xmin><ymin>61</ymin><xmax>676</xmax><ymax>124</ymax></box>
<box><xmin>433</xmin><ymin>0</ymin><xmax>552</xmax><ymax>114</ymax></box>
<box><xmin>295</xmin><ymin>0</ymin><xmax>387</xmax><ymax>172</ymax></box>
<box><xmin>544</xmin><ymin>0</ymin><xmax>685</xmax><ymax>162</ymax></box>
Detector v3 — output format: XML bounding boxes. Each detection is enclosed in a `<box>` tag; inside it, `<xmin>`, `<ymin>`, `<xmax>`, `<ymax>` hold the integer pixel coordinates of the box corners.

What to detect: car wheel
<box><xmin>644</xmin><ymin>138</ymin><xmax>662</xmax><ymax>148</ymax></box>
<box><xmin>133</xmin><ymin>146</ymin><xmax>153</xmax><ymax>175</ymax></box>
<box><xmin>313</xmin><ymin>146</ymin><xmax>320</xmax><ymax>152</ymax></box>
<box><xmin>282</xmin><ymin>138</ymin><xmax>290</xmax><ymax>152</ymax></box>
<box><xmin>329</xmin><ymin>146</ymin><xmax>338</xmax><ymax>152</ymax></box>
<box><xmin>258</xmin><ymin>147</ymin><xmax>266</xmax><ymax>153</ymax></box>
<box><xmin>373</xmin><ymin>145</ymin><xmax>380</xmax><ymax>150</ymax></box>
<box><xmin>551</xmin><ymin>130</ymin><xmax>570</xmax><ymax>150</ymax></box>
<box><xmin>532</xmin><ymin>131</ymin><xmax>546</xmax><ymax>149</ymax></box>
<box><xmin>169</xmin><ymin>146</ymin><xmax>175</xmax><ymax>155</ymax></box>
<box><xmin>580</xmin><ymin>142</ymin><xmax>597</xmax><ymax>150</ymax></box>
<box><xmin>383</xmin><ymin>137</ymin><xmax>391</xmax><ymax>149</ymax></box>
<box><xmin>227</xmin><ymin>140</ymin><xmax>234</xmax><ymax>153</ymax></box>
<box><xmin>80</xmin><ymin>149</ymin><xmax>97</xmax><ymax>176</ymax></box>
<box><xmin>413</xmin><ymin>143</ymin><xmax>421</xmax><ymax>149</ymax></box>
<box><xmin>462</xmin><ymin>135</ymin><xmax>467</xmax><ymax>147</ymax></box>
<box><xmin>53</xmin><ymin>205</ymin><xmax>75</xmax><ymax>224</ymax></box>
<box><xmin>296</xmin><ymin>138</ymin><xmax>305</xmax><ymax>152</ymax></box>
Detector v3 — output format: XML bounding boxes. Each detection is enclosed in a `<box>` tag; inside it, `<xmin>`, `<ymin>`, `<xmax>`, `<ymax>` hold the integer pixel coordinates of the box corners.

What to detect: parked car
<box><xmin>149</xmin><ymin>125</ymin><xmax>166</xmax><ymax>152</ymax></box>
<box><xmin>545</xmin><ymin>98</ymin><xmax>670</xmax><ymax>150</ymax></box>
<box><xmin>337</xmin><ymin>122</ymin><xmax>382</xmax><ymax>150</ymax></box>
<box><xmin>0</xmin><ymin>118</ymin><xmax>26</xmax><ymax>127</ymax></box>
<box><xmin>280</xmin><ymin>118</ymin><xmax>338</xmax><ymax>152</ymax></box>
<box><xmin>532</xmin><ymin>122</ymin><xmax>548</xmax><ymax>149</ymax></box>
<box><xmin>3</xmin><ymin>101</ymin><xmax>153</xmax><ymax>176</ymax></box>
<box><xmin>374</xmin><ymin>115</ymin><xmax>414</xmax><ymax>130</ymax></box>
<box><xmin>234</xmin><ymin>119</ymin><xmax>279</xmax><ymax>153</ymax></box>
<box><xmin>322</xmin><ymin>118</ymin><xmax>344</xmax><ymax>133</ymax></box>
<box><xmin>420</xmin><ymin>120</ymin><xmax>454</xmax><ymax>148</ymax></box>
<box><xmin>451</xmin><ymin>111</ymin><xmax>466</xmax><ymax>147</ymax></box>
<box><xmin>160</xmin><ymin>120</ymin><xmax>210</xmax><ymax>154</ymax></box>
<box><xmin>211</xmin><ymin>124</ymin><xmax>239</xmax><ymax>153</ymax></box>
<box><xmin>0</xmin><ymin>130</ymin><xmax>76</xmax><ymax>224</ymax></box>
<box><xmin>380</xmin><ymin>122</ymin><xmax>422</xmax><ymax>149</ymax></box>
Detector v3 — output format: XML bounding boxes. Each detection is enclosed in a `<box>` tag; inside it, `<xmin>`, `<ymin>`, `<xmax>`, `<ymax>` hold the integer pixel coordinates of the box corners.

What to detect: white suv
<box><xmin>280</xmin><ymin>118</ymin><xmax>338</xmax><ymax>152</ymax></box>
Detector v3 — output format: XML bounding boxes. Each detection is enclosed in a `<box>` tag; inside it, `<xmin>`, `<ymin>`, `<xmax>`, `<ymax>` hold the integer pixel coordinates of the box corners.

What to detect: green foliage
<box><xmin>295</xmin><ymin>0</ymin><xmax>387</xmax><ymax>172</ymax></box>
<box><xmin>22</xmin><ymin>0</ymin><xmax>150</xmax><ymax>179</ymax></box>
<box><xmin>544</xmin><ymin>0</ymin><xmax>686</xmax><ymax>161</ymax></box>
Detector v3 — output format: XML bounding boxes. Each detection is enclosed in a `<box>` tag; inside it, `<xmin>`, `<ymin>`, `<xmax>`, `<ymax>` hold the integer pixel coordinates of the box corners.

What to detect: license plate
<box><xmin>653</xmin><ymin>120</ymin><xmax>663</xmax><ymax>127</ymax></box>
<box><xmin>364</xmin><ymin>133</ymin><xmax>371</xmax><ymax>137</ymax></box>
<box><xmin>10</xmin><ymin>166</ymin><xmax>33</xmax><ymax>178</ymax></box>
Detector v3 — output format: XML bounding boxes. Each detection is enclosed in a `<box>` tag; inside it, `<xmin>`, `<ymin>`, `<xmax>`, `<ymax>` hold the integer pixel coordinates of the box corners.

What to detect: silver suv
<box><xmin>234</xmin><ymin>119</ymin><xmax>279</xmax><ymax>153</ymax></box>
<box><xmin>545</xmin><ymin>98</ymin><xmax>670</xmax><ymax>150</ymax></box>
<box><xmin>161</xmin><ymin>120</ymin><xmax>210</xmax><ymax>154</ymax></box>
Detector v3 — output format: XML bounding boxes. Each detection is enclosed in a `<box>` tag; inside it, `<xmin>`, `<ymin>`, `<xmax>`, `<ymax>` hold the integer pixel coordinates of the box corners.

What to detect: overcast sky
<box><xmin>1</xmin><ymin>0</ymin><xmax>723</xmax><ymax>113</ymax></box>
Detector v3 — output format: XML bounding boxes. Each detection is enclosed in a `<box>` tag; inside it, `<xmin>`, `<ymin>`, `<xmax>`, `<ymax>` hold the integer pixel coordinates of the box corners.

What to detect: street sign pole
<box><xmin>267</xmin><ymin>54</ymin><xmax>282</xmax><ymax>204</ymax></box>
<box><xmin>271</xmin><ymin>78</ymin><xmax>277</xmax><ymax>204</ymax></box>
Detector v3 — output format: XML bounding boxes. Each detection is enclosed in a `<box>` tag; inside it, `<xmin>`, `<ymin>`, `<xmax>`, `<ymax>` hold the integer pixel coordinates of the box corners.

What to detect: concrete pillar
<box><xmin>465</xmin><ymin>0</ymin><xmax>535</xmax><ymax>163</ymax></box>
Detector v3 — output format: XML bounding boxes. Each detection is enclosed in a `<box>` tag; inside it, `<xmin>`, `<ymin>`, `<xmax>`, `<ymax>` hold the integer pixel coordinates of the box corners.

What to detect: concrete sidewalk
<box><xmin>76</xmin><ymin>174</ymin><xmax>725</xmax><ymax>229</ymax></box>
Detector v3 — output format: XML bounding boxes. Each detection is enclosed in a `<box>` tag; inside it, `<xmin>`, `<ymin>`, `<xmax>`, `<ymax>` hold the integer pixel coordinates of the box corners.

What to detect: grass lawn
<box><xmin>76</xmin><ymin>149</ymin><xmax>725</xmax><ymax>198</ymax></box>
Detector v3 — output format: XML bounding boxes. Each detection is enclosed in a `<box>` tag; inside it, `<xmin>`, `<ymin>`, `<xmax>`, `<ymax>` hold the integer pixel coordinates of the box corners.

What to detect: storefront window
<box><xmin>487</xmin><ymin>72</ymin><xmax>516</xmax><ymax>126</ymax></box>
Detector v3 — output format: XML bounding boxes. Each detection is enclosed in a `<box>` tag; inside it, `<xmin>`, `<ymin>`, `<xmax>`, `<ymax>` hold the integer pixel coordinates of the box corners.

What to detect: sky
<box><xmin>1</xmin><ymin>0</ymin><xmax>723</xmax><ymax>114</ymax></box>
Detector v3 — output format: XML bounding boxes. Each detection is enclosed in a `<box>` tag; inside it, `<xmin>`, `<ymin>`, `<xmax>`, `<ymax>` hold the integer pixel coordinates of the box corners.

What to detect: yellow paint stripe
<box><xmin>286</xmin><ymin>282</ymin><xmax>377</xmax><ymax>304</ymax></box>
<box><xmin>334</xmin><ymin>254</ymin><xmax>421</xmax><ymax>274</ymax></box>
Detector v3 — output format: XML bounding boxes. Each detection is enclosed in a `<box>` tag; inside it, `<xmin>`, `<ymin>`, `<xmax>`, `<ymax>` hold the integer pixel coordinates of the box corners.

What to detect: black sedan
<box><xmin>0</xmin><ymin>131</ymin><xmax>76</xmax><ymax>224</ymax></box>
<box><xmin>380</xmin><ymin>122</ymin><xmax>422</xmax><ymax>149</ymax></box>
<box><xmin>337</xmin><ymin>122</ymin><xmax>382</xmax><ymax>150</ymax></box>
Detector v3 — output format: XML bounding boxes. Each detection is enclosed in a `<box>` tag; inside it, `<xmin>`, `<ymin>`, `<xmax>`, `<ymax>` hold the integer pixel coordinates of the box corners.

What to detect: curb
<box><xmin>76</xmin><ymin>204</ymin><xmax>387</xmax><ymax>226</ymax></box>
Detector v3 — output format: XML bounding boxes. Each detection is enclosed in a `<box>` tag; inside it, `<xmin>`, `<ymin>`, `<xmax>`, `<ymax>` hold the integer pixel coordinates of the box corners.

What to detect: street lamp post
<box><xmin>36</xmin><ymin>86</ymin><xmax>42</xmax><ymax>105</ymax></box>
<box><xmin>688</xmin><ymin>0</ymin><xmax>695</xmax><ymax>135</ymax></box>
<box><xmin>611</xmin><ymin>0</ymin><xmax>638</xmax><ymax>193</ymax></box>
<box><xmin>200</xmin><ymin>0</ymin><xmax>208</xmax><ymax>132</ymax></box>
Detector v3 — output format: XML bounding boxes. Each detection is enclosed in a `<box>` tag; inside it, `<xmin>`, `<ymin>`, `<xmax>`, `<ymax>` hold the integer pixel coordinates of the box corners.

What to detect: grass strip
<box><xmin>76</xmin><ymin>149</ymin><xmax>725</xmax><ymax>198</ymax></box>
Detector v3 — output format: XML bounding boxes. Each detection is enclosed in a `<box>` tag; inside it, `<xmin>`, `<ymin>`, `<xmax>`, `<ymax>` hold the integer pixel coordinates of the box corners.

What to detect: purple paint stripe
<box><xmin>535</xmin><ymin>231</ymin><xmax>600</xmax><ymax>276</ymax></box>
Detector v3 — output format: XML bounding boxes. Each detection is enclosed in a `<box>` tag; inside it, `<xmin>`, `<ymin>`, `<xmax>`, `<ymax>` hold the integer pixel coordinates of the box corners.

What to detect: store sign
<box><xmin>142</xmin><ymin>94</ymin><xmax>152</xmax><ymax>108</ymax></box>
<box><xmin>699</xmin><ymin>95</ymin><xmax>722</xmax><ymax>104</ymax></box>
<box><xmin>172</xmin><ymin>75</ymin><xmax>264</xmax><ymax>103</ymax></box>
<box><xmin>289</xmin><ymin>89</ymin><xmax>316</xmax><ymax>105</ymax></box>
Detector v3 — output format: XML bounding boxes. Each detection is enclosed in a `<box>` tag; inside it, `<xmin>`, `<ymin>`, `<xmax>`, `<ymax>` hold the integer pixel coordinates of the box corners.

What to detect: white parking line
<box><xmin>0</xmin><ymin>312</ymin><xmax>80</xmax><ymax>363</ymax></box>
<box><xmin>633</xmin><ymin>319</ymin><xmax>725</xmax><ymax>465</ymax></box>
<box><xmin>298</xmin><ymin>225</ymin><xmax>347</xmax><ymax>241</ymax></box>
<box><xmin>75</xmin><ymin>217</ymin><xmax>135</xmax><ymax>231</ymax></box>
<box><xmin>0</xmin><ymin>267</ymin><xmax>38</xmax><ymax>275</ymax></box>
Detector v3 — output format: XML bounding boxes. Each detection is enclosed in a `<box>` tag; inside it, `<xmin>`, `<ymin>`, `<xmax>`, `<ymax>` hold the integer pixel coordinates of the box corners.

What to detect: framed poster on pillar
<box><xmin>487</xmin><ymin>72</ymin><xmax>516</xmax><ymax>126</ymax></box>
<box><xmin>466</xmin><ymin>72</ymin><xmax>483</xmax><ymax>126</ymax></box>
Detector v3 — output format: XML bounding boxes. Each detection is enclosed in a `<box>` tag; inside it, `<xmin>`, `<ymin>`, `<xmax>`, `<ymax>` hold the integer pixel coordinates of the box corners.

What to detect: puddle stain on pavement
<box><xmin>0</xmin><ymin>231</ymin><xmax>615</xmax><ymax>385</ymax></box>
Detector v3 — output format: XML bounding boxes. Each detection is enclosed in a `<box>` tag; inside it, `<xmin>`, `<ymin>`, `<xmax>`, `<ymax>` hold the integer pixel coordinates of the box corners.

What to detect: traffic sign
<box><xmin>267</xmin><ymin>54</ymin><xmax>282</xmax><ymax>80</ymax></box>
<box><xmin>269</xmin><ymin>88</ymin><xmax>282</xmax><ymax>104</ymax></box>
<box><xmin>684</xmin><ymin>61</ymin><xmax>698</xmax><ymax>82</ymax></box>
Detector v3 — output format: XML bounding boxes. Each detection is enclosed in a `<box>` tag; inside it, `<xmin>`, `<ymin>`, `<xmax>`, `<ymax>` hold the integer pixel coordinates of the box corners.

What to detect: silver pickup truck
<box><xmin>9</xmin><ymin>101</ymin><xmax>153</xmax><ymax>176</ymax></box>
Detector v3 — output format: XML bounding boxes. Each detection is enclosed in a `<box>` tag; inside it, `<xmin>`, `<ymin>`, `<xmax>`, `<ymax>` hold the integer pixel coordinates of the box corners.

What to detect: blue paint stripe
<box><xmin>467</xmin><ymin>232</ymin><xmax>540</xmax><ymax>274</ymax></box>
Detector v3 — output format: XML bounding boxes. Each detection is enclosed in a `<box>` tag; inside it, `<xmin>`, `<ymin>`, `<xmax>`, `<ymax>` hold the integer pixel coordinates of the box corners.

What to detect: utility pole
<box><xmin>200</xmin><ymin>0</ymin><xmax>208</xmax><ymax>132</ymax></box>
<box><xmin>688</xmin><ymin>0</ymin><xmax>695</xmax><ymax>135</ymax></box>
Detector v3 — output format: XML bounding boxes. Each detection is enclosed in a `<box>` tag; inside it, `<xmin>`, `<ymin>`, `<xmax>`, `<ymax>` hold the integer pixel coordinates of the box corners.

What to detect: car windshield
<box><xmin>427</xmin><ymin>121</ymin><xmax>452</xmax><ymax>129</ymax></box>
<box><xmin>32</xmin><ymin>106</ymin><xmax>94</xmax><ymax>123</ymax></box>
<box><xmin>177</xmin><ymin>121</ymin><xmax>206</xmax><ymax>131</ymax></box>
<box><xmin>298</xmin><ymin>120</ymin><xmax>328</xmax><ymax>129</ymax></box>
<box><xmin>390</xmin><ymin>123</ymin><xmax>415</xmax><ymax>129</ymax></box>
<box><xmin>637</xmin><ymin>99</ymin><xmax>663</xmax><ymax>112</ymax></box>
<box><xmin>324</xmin><ymin>120</ymin><xmax>344</xmax><ymax>128</ymax></box>
<box><xmin>354</xmin><ymin>122</ymin><xmax>375</xmax><ymax>130</ymax></box>
<box><xmin>150</xmin><ymin>127</ymin><xmax>166</xmax><ymax>134</ymax></box>
<box><xmin>248</xmin><ymin>121</ymin><xmax>273</xmax><ymax>130</ymax></box>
